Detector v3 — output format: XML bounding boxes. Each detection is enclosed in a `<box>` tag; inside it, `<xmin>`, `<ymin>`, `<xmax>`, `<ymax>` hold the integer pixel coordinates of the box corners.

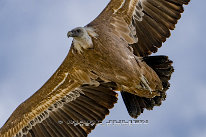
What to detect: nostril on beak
<box><xmin>67</xmin><ymin>31</ymin><xmax>73</xmax><ymax>38</ymax></box>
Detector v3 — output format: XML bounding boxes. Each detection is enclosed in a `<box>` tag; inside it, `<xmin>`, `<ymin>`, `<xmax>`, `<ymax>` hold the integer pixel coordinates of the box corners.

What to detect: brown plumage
<box><xmin>0</xmin><ymin>0</ymin><xmax>189</xmax><ymax>136</ymax></box>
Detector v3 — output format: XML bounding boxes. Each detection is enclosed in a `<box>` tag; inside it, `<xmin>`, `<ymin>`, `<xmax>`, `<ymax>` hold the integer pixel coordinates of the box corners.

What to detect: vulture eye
<box><xmin>76</xmin><ymin>29</ymin><xmax>81</xmax><ymax>33</ymax></box>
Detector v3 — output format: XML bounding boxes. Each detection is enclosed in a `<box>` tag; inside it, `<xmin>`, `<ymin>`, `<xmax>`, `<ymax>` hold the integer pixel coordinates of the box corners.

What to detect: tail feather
<box><xmin>121</xmin><ymin>55</ymin><xmax>174</xmax><ymax>118</ymax></box>
<box><xmin>144</xmin><ymin>55</ymin><xmax>174</xmax><ymax>94</ymax></box>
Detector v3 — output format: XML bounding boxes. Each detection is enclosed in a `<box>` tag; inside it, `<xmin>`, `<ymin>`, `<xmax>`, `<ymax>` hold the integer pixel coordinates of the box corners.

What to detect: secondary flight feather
<box><xmin>0</xmin><ymin>0</ymin><xmax>190</xmax><ymax>136</ymax></box>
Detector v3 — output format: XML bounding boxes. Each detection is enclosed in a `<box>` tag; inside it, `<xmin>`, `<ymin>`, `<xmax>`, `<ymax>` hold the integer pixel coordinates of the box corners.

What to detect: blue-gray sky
<box><xmin>0</xmin><ymin>1</ymin><xmax>205</xmax><ymax>137</ymax></box>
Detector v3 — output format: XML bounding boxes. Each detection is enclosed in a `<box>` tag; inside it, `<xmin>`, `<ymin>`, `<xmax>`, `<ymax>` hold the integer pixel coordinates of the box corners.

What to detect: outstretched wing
<box><xmin>89</xmin><ymin>0</ymin><xmax>190</xmax><ymax>56</ymax></box>
<box><xmin>0</xmin><ymin>54</ymin><xmax>118</xmax><ymax>137</ymax></box>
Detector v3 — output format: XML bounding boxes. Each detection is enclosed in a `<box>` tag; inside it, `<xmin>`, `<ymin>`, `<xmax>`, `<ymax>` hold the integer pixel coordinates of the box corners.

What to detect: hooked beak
<box><xmin>67</xmin><ymin>31</ymin><xmax>73</xmax><ymax>38</ymax></box>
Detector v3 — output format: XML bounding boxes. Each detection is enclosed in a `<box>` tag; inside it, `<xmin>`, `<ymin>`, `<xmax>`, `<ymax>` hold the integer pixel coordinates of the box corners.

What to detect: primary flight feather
<box><xmin>0</xmin><ymin>0</ymin><xmax>189</xmax><ymax>136</ymax></box>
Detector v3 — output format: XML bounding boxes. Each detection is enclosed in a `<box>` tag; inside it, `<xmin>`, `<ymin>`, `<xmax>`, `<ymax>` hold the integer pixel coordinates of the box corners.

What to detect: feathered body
<box><xmin>68</xmin><ymin>25</ymin><xmax>162</xmax><ymax>98</ymax></box>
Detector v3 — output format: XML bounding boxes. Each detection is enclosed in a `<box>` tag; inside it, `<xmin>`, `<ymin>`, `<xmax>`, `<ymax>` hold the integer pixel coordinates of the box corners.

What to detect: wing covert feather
<box><xmin>89</xmin><ymin>0</ymin><xmax>190</xmax><ymax>56</ymax></box>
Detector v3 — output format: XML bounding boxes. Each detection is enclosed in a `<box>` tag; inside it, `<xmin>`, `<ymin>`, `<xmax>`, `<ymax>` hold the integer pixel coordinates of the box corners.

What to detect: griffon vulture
<box><xmin>0</xmin><ymin>0</ymin><xmax>190</xmax><ymax>136</ymax></box>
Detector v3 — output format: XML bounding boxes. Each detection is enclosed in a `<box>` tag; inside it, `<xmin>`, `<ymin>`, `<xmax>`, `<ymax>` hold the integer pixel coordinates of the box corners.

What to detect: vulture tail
<box><xmin>121</xmin><ymin>55</ymin><xmax>174</xmax><ymax>118</ymax></box>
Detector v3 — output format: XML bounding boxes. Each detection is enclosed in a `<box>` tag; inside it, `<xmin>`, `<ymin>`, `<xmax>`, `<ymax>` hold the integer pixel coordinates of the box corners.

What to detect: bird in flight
<box><xmin>0</xmin><ymin>0</ymin><xmax>190</xmax><ymax>137</ymax></box>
